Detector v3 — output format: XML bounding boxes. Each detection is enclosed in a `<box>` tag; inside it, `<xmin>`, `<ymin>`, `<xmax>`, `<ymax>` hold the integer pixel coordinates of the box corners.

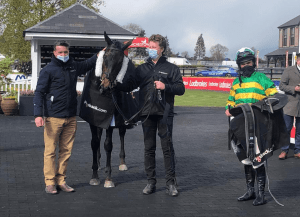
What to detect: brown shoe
<box><xmin>45</xmin><ymin>185</ymin><xmax>58</xmax><ymax>194</ymax></box>
<box><xmin>58</xmin><ymin>183</ymin><xmax>75</xmax><ymax>192</ymax></box>
<box><xmin>294</xmin><ymin>153</ymin><xmax>300</xmax><ymax>159</ymax></box>
<box><xmin>278</xmin><ymin>151</ymin><xmax>288</xmax><ymax>160</ymax></box>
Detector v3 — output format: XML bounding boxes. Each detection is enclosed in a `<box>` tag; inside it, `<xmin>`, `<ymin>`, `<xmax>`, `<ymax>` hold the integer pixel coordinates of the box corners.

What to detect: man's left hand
<box><xmin>154</xmin><ymin>81</ymin><xmax>165</xmax><ymax>90</ymax></box>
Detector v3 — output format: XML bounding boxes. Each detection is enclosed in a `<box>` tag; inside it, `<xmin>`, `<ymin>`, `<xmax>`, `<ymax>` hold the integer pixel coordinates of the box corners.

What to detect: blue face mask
<box><xmin>57</xmin><ymin>55</ymin><xmax>69</xmax><ymax>63</ymax></box>
<box><xmin>148</xmin><ymin>49</ymin><xmax>159</xmax><ymax>60</ymax></box>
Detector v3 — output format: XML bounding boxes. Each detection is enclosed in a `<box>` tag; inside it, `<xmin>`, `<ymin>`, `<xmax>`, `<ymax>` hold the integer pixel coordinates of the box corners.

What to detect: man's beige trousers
<box><xmin>43</xmin><ymin>117</ymin><xmax>77</xmax><ymax>186</ymax></box>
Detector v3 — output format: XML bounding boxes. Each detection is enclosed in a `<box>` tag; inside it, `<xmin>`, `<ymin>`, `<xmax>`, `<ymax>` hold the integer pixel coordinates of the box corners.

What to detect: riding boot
<box><xmin>237</xmin><ymin>165</ymin><xmax>256</xmax><ymax>201</ymax></box>
<box><xmin>253</xmin><ymin>164</ymin><xmax>267</xmax><ymax>206</ymax></box>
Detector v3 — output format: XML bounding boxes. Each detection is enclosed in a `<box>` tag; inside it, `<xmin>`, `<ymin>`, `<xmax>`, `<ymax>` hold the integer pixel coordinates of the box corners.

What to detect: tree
<box><xmin>122</xmin><ymin>23</ymin><xmax>147</xmax><ymax>58</ymax></box>
<box><xmin>0</xmin><ymin>0</ymin><xmax>32</xmax><ymax>61</ymax></box>
<box><xmin>181</xmin><ymin>51</ymin><xmax>190</xmax><ymax>59</ymax></box>
<box><xmin>251</xmin><ymin>47</ymin><xmax>257</xmax><ymax>56</ymax></box>
<box><xmin>0</xmin><ymin>57</ymin><xmax>14</xmax><ymax>85</ymax></box>
<box><xmin>164</xmin><ymin>36</ymin><xmax>172</xmax><ymax>57</ymax></box>
<box><xmin>135</xmin><ymin>29</ymin><xmax>147</xmax><ymax>58</ymax></box>
<box><xmin>122</xmin><ymin>23</ymin><xmax>143</xmax><ymax>35</ymax></box>
<box><xmin>194</xmin><ymin>34</ymin><xmax>205</xmax><ymax>60</ymax></box>
<box><xmin>0</xmin><ymin>0</ymin><xmax>105</xmax><ymax>61</ymax></box>
<box><xmin>210</xmin><ymin>44</ymin><xmax>229</xmax><ymax>61</ymax></box>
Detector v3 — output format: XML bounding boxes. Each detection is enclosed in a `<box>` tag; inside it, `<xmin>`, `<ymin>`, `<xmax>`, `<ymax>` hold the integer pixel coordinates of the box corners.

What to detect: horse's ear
<box><xmin>104</xmin><ymin>31</ymin><xmax>113</xmax><ymax>46</ymax></box>
<box><xmin>122</xmin><ymin>40</ymin><xmax>133</xmax><ymax>51</ymax></box>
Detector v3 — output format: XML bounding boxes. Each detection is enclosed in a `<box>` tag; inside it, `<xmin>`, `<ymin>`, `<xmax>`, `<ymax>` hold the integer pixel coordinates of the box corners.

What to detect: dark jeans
<box><xmin>282</xmin><ymin>114</ymin><xmax>300</xmax><ymax>154</ymax></box>
<box><xmin>141</xmin><ymin>115</ymin><xmax>176</xmax><ymax>185</ymax></box>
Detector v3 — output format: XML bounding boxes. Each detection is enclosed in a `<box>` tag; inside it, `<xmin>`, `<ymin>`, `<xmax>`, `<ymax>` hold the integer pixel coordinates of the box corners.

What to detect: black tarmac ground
<box><xmin>0</xmin><ymin>107</ymin><xmax>300</xmax><ymax>217</ymax></box>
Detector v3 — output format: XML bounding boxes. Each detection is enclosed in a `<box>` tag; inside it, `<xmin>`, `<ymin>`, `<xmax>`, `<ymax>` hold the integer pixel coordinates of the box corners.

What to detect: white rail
<box><xmin>0</xmin><ymin>81</ymin><xmax>31</xmax><ymax>104</ymax></box>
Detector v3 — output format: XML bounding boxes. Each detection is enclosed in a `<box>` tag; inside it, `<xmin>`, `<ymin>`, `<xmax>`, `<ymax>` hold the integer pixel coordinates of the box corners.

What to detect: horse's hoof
<box><xmin>119</xmin><ymin>164</ymin><xmax>128</xmax><ymax>171</ymax></box>
<box><xmin>104</xmin><ymin>180</ymin><xmax>115</xmax><ymax>188</ymax></box>
<box><xmin>89</xmin><ymin>178</ymin><xmax>100</xmax><ymax>186</ymax></box>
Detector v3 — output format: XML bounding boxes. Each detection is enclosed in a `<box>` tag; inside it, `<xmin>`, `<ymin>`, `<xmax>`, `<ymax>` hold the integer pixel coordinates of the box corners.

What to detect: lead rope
<box><xmin>265</xmin><ymin>160</ymin><xmax>284</xmax><ymax>206</ymax></box>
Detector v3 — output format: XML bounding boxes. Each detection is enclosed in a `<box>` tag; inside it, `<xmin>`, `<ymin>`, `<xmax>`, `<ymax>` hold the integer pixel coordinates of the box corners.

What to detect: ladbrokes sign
<box><xmin>182</xmin><ymin>77</ymin><xmax>234</xmax><ymax>91</ymax></box>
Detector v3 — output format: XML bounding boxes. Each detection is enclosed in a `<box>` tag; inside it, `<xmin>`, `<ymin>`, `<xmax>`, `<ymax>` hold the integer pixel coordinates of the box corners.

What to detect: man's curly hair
<box><xmin>149</xmin><ymin>34</ymin><xmax>166</xmax><ymax>55</ymax></box>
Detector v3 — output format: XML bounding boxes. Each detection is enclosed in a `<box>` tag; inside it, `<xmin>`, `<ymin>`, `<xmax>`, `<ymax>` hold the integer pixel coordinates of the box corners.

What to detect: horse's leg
<box><xmin>118</xmin><ymin>126</ymin><xmax>128</xmax><ymax>171</ymax></box>
<box><xmin>89</xmin><ymin>124</ymin><xmax>102</xmax><ymax>186</ymax></box>
<box><xmin>104</xmin><ymin>127</ymin><xmax>115</xmax><ymax>188</ymax></box>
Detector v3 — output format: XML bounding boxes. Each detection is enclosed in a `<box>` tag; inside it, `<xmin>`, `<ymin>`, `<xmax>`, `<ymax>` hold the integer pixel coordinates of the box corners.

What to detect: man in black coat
<box><xmin>34</xmin><ymin>40</ymin><xmax>98</xmax><ymax>194</ymax></box>
<box><xmin>117</xmin><ymin>34</ymin><xmax>185</xmax><ymax>196</ymax></box>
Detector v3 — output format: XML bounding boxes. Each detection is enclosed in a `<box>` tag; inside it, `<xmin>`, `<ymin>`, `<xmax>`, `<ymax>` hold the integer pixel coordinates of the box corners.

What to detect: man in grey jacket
<box><xmin>278</xmin><ymin>54</ymin><xmax>300</xmax><ymax>159</ymax></box>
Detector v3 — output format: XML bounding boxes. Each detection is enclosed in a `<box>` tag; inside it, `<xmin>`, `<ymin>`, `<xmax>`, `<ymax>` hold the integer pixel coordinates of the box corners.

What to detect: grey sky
<box><xmin>101</xmin><ymin>0</ymin><xmax>300</xmax><ymax>60</ymax></box>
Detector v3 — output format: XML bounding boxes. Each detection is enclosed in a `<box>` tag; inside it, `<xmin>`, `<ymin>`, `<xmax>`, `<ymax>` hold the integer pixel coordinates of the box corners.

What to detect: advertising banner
<box><xmin>182</xmin><ymin>77</ymin><xmax>234</xmax><ymax>91</ymax></box>
<box><xmin>128</xmin><ymin>37</ymin><xmax>149</xmax><ymax>48</ymax></box>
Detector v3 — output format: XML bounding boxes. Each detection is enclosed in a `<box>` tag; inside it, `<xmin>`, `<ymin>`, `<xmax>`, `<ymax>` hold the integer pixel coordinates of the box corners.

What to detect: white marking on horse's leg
<box><xmin>104</xmin><ymin>180</ymin><xmax>115</xmax><ymax>188</ymax></box>
<box><xmin>119</xmin><ymin>164</ymin><xmax>128</xmax><ymax>171</ymax></box>
<box><xmin>89</xmin><ymin>178</ymin><xmax>101</xmax><ymax>186</ymax></box>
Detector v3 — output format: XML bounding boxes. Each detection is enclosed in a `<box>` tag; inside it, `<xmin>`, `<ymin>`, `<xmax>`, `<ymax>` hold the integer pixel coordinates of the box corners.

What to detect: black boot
<box><xmin>237</xmin><ymin>165</ymin><xmax>256</xmax><ymax>201</ymax></box>
<box><xmin>166</xmin><ymin>184</ymin><xmax>179</xmax><ymax>197</ymax></box>
<box><xmin>253</xmin><ymin>165</ymin><xmax>267</xmax><ymax>206</ymax></box>
<box><xmin>143</xmin><ymin>184</ymin><xmax>156</xmax><ymax>195</ymax></box>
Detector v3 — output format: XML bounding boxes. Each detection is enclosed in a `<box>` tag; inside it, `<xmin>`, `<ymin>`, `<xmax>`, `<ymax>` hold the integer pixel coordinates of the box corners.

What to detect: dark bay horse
<box><xmin>79</xmin><ymin>32</ymin><xmax>138</xmax><ymax>188</ymax></box>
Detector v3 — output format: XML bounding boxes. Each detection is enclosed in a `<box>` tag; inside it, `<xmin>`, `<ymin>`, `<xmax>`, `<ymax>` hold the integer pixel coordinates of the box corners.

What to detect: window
<box><xmin>218</xmin><ymin>66</ymin><xmax>229</xmax><ymax>71</ymax></box>
<box><xmin>283</xmin><ymin>29</ymin><xmax>287</xmax><ymax>46</ymax></box>
<box><xmin>290</xmin><ymin>27</ymin><xmax>295</xmax><ymax>46</ymax></box>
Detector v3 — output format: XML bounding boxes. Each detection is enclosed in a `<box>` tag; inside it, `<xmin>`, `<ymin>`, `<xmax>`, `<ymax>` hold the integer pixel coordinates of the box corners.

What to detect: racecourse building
<box><xmin>23</xmin><ymin>3</ymin><xmax>137</xmax><ymax>90</ymax></box>
<box><xmin>266</xmin><ymin>15</ymin><xmax>300</xmax><ymax>67</ymax></box>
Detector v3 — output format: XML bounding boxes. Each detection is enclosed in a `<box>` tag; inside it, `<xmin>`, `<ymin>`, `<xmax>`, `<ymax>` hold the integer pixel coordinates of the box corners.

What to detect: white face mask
<box><xmin>148</xmin><ymin>49</ymin><xmax>159</xmax><ymax>59</ymax></box>
<box><xmin>57</xmin><ymin>55</ymin><xmax>69</xmax><ymax>62</ymax></box>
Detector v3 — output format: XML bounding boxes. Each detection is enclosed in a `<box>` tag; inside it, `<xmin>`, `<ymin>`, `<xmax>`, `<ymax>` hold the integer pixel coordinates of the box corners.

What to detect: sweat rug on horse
<box><xmin>79</xmin><ymin>33</ymin><xmax>139</xmax><ymax>129</ymax></box>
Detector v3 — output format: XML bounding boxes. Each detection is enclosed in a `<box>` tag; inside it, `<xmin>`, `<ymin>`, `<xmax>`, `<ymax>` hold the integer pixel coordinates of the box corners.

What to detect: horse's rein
<box><xmin>111</xmin><ymin>88</ymin><xmax>156</xmax><ymax>126</ymax></box>
<box><xmin>111</xmin><ymin>75</ymin><xmax>168</xmax><ymax>126</ymax></box>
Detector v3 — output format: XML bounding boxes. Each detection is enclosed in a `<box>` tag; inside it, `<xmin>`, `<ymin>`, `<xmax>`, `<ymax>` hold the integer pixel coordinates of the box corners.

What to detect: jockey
<box><xmin>225</xmin><ymin>47</ymin><xmax>285</xmax><ymax>206</ymax></box>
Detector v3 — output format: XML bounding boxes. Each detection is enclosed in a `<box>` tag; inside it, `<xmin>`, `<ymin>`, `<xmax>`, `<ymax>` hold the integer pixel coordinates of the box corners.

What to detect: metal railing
<box><xmin>180</xmin><ymin>68</ymin><xmax>198</xmax><ymax>76</ymax></box>
<box><xmin>257</xmin><ymin>68</ymin><xmax>285</xmax><ymax>80</ymax></box>
<box><xmin>180</xmin><ymin>67</ymin><xmax>286</xmax><ymax>79</ymax></box>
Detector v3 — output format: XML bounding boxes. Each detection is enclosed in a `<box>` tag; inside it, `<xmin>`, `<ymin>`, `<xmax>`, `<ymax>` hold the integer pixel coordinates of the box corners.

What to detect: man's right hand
<box><xmin>35</xmin><ymin>117</ymin><xmax>44</xmax><ymax>127</ymax></box>
<box><xmin>225</xmin><ymin>109</ymin><xmax>232</xmax><ymax>117</ymax></box>
<box><xmin>295</xmin><ymin>85</ymin><xmax>300</xmax><ymax>92</ymax></box>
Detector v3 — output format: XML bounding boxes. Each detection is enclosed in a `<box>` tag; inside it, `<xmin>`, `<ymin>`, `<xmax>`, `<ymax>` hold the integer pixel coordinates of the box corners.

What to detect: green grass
<box><xmin>174</xmin><ymin>89</ymin><xmax>229</xmax><ymax>107</ymax></box>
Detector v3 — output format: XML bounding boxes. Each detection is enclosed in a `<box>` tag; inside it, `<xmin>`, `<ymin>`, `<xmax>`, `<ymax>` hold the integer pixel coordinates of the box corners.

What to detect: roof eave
<box><xmin>24</xmin><ymin>32</ymin><xmax>137</xmax><ymax>41</ymax></box>
<box><xmin>278</xmin><ymin>24</ymin><xmax>300</xmax><ymax>29</ymax></box>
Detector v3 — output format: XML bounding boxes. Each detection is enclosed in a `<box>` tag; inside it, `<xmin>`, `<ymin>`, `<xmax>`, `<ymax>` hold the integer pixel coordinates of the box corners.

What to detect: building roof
<box><xmin>278</xmin><ymin>15</ymin><xmax>300</xmax><ymax>28</ymax></box>
<box><xmin>265</xmin><ymin>47</ymin><xmax>299</xmax><ymax>56</ymax></box>
<box><xmin>24</xmin><ymin>3</ymin><xmax>135</xmax><ymax>36</ymax></box>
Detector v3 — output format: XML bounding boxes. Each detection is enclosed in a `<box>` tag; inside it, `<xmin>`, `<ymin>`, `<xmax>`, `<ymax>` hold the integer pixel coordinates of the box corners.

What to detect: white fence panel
<box><xmin>0</xmin><ymin>81</ymin><xmax>31</xmax><ymax>104</ymax></box>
